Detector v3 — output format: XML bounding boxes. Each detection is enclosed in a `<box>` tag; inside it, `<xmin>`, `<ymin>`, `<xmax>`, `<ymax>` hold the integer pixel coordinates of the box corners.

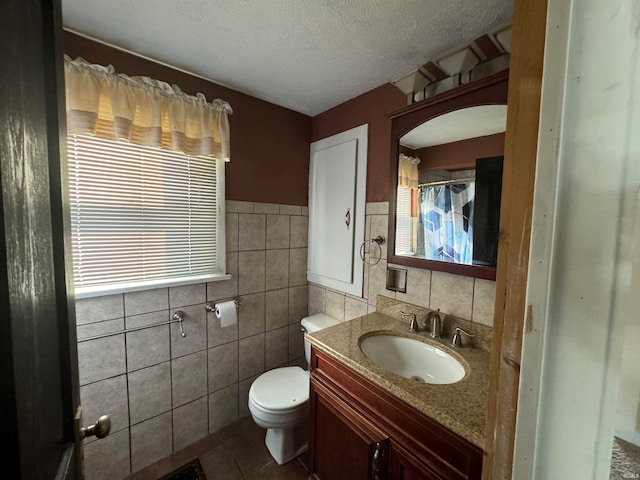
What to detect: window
<box><xmin>395</xmin><ymin>186</ymin><xmax>413</xmax><ymax>255</ymax></box>
<box><xmin>64</xmin><ymin>56</ymin><xmax>232</xmax><ymax>298</ymax></box>
<box><xmin>68</xmin><ymin>134</ymin><xmax>226</xmax><ymax>298</ymax></box>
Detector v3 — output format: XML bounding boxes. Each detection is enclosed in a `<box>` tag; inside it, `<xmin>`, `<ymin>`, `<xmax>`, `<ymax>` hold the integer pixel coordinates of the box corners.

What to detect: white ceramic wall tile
<box><xmin>239</xmin><ymin>334</ymin><xmax>265</xmax><ymax>380</ymax></box>
<box><xmin>288</xmin><ymin>285</ymin><xmax>308</xmax><ymax>325</ymax></box>
<box><xmin>472</xmin><ymin>279</ymin><xmax>497</xmax><ymax>327</ymax></box>
<box><xmin>84</xmin><ymin>428</ymin><xmax>130</xmax><ymax>480</ymax></box>
<box><xmin>225</xmin><ymin>213</ymin><xmax>239</xmax><ymax>253</ymax></box>
<box><xmin>238</xmin><ymin>214</ymin><xmax>266</xmax><ymax>251</ymax></box>
<box><xmin>289</xmin><ymin>215</ymin><xmax>308</xmax><ymax>249</ymax></box>
<box><xmin>430</xmin><ymin>271</ymin><xmax>474</xmax><ymax>320</ymax></box>
<box><xmin>266</xmin><ymin>215</ymin><xmax>290</xmax><ymax>249</ymax></box>
<box><xmin>238</xmin><ymin>251</ymin><xmax>266</xmax><ymax>295</ymax></box>
<box><xmin>238</xmin><ymin>375</ymin><xmax>258</xmax><ymax>419</ymax></box>
<box><xmin>288</xmin><ymin>248</ymin><xmax>307</xmax><ymax>286</ymax></box>
<box><xmin>171</xmin><ymin>351</ymin><xmax>207</xmax><ymax>407</ymax></box>
<box><xmin>366</xmin><ymin>202</ymin><xmax>389</xmax><ymax>215</ymax></box>
<box><xmin>207</xmin><ymin>342</ymin><xmax>238</xmax><ymax>392</ymax></box>
<box><xmin>288</xmin><ymin>324</ymin><xmax>304</xmax><ymax>361</ymax></box>
<box><xmin>237</xmin><ymin>292</ymin><xmax>265</xmax><ymax>339</ymax></box>
<box><xmin>370</xmin><ymin>215</ymin><xmax>389</xmax><ymax>259</ymax></box>
<box><xmin>265</xmin><ymin>249</ymin><xmax>289</xmax><ymax>290</ymax></box>
<box><xmin>130</xmin><ymin>412</ymin><xmax>172</xmax><ymax>473</ymax></box>
<box><xmin>254</xmin><ymin>202</ymin><xmax>280</xmax><ymax>214</ymax></box>
<box><xmin>368</xmin><ymin>259</ymin><xmax>392</xmax><ymax>306</ymax></box>
<box><xmin>206</xmin><ymin>311</ymin><xmax>238</xmax><ymax>348</ymax></box>
<box><xmin>77</xmin><ymin>318</ymin><xmax>124</xmax><ymax>340</ymax></box>
<box><xmin>265</xmin><ymin>327</ymin><xmax>288</xmax><ymax>370</ymax></box>
<box><xmin>78</xmin><ymin>335</ymin><xmax>126</xmax><ymax>385</ymax></box>
<box><xmin>76</xmin><ymin>294</ymin><xmax>124</xmax><ymax>325</ymax></box>
<box><xmin>207</xmin><ymin>252</ymin><xmax>238</xmax><ymax>301</ymax></box>
<box><xmin>226</xmin><ymin>200</ymin><xmax>254</xmax><ymax>213</ymax></box>
<box><xmin>301</xmin><ymin>206</ymin><xmax>309</xmax><ymax>216</ymax></box>
<box><xmin>124</xmin><ymin>288</ymin><xmax>168</xmax><ymax>316</ymax></box>
<box><xmin>208</xmin><ymin>384</ymin><xmax>239</xmax><ymax>433</ymax></box>
<box><xmin>325</xmin><ymin>290</ymin><xmax>346</xmax><ymax>321</ymax></box>
<box><xmin>169</xmin><ymin>283</ymin><xmax>206</xmax><ymax>308</ymax></box>
<box><xmin>280</xmin><ymin>205</ymin><xmax>302</xmax><ymax>215</ymax></box>
<box><xmin>126</xmin><ymin>325</ymin><xmax>170</xmax><ymax>372</ymax></box>
<box><xmin>395</xmin><ymin>267</ymin><xmax>431</xmax><ymax>309</ymax></box>
<box><xmin>265</xmin><ymin>288</ymin><xmax>288</xmax><ymax>331</ymax></box>
<box><xmin>172</xmin><ymin>397</ymin><xmax>209</xmax><ymax>452</ymax></box>
<box><xmin>80</xmin><ymin>375</ymin><xmax>129</xmax><ymax>437</ymax></box>
<box><xmin>170</xmin><ymin>304</ymin><xmax>207</xmax><ymax>358</ymax></box>
<box><xmin>128</xmin><ymin>362</ymin><xmax>171</xmax><ymax>424</ymax></box>
<box><xmin>345</xmin><ymin>297</ymin><xmax>368</xmax><ymax>320</ymax></box>
<box><xmin>308</xmin><ymin>284</ymin><xmax>326</xmax><ymax>315</ymax></box>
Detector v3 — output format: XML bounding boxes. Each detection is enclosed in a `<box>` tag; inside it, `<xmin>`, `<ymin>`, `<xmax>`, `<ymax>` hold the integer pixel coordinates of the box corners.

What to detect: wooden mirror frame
<box><xmin>386</xmin><ymin>70</ymin><xmax>509</xmax><ymax>281</ymax></box>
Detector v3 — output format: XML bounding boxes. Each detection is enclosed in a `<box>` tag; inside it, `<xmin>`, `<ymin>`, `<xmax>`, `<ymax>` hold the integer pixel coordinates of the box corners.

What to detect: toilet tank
<box><xmin>301</xmin><ymin>313</ymin><xmax>340</xmax><ymax>365</ymax></box>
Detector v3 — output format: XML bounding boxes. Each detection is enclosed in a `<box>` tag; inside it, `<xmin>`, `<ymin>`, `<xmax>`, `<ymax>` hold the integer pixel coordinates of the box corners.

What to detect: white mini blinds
<box><xmin>64</xmin><ymin>56</ymin><xmax>231</xmax><ymax>298</ymax></box>
<box><xmin>68</xmin><ymin>134</ymin><xmax>225</xmax><ymax>297</ymax></box>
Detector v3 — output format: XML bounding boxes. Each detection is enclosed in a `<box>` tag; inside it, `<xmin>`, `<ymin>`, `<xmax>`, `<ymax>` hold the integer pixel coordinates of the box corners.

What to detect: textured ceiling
<box><xmin>61</xmin><ymin>0</ymin><xmax>513</xmax><ymax>116</ymax></box>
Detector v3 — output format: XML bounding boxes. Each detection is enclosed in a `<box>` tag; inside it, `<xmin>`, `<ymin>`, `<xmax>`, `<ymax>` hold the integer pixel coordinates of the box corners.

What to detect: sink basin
<box><xmin>359</xmin><ymin>334</ymin><xmax>465</xmax><ymax>384</ymax></box>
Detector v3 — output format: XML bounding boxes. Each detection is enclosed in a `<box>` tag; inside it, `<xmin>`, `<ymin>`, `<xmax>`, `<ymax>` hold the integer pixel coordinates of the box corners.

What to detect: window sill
<box><xmin>74</xmin><ymin>273</ymin><xmax>232</xmax><ymax>299</ymax></box>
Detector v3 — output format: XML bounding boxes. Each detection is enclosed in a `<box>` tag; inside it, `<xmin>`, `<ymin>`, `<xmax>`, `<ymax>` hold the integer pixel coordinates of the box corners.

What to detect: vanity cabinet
<box><xmin>308</xmin><ymin>346</ymin><xmax>483</xmax><ymax>480</ymax></box>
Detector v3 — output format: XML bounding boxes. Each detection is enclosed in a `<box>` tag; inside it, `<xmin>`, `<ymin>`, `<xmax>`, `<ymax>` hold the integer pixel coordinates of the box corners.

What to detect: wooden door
<box><xmin>0</xmin><ymin>0</ymin><xmax>81</xmax><ymax>478</ymax></box>
<box><xmin>310</xmin><ymin>381</ymin><xmax>388</xmax><ymax>480</ymax></box>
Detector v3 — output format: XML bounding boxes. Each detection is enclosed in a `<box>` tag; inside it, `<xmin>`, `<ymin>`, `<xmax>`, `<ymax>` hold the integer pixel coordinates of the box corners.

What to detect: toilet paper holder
<box><xmin>205</xmin><ymin>298</ymin><xmax>241</xmax><ymax>313</ymax></box>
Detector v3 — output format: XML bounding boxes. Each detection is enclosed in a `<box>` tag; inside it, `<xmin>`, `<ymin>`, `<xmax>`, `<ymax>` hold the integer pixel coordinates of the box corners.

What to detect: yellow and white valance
<box><xmin>64</xmin><ymin>55</ymin><xmax>232</xmax><ymax>161</ymax></box>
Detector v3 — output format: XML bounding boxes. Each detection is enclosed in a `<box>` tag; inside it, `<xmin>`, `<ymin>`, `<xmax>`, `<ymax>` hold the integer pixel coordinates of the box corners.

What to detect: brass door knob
<box><xmin>80</xmin><ymin>415</ymin><xmax>111</xmax><ymax>439</ymax></box>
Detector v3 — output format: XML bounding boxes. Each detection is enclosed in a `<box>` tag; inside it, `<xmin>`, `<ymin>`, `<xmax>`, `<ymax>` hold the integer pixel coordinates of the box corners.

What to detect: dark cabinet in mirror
<box><xmin>387</xmin><ymin>71</ymin><xmax>508</xmax><ymax>280</ymax></box>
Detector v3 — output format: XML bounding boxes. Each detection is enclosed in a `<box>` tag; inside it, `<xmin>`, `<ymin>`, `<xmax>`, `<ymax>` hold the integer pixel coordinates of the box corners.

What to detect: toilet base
<box><xmin>264</xmin><ymin>422</ymin><xmax>308</xmax><ymax>465</ymax></box>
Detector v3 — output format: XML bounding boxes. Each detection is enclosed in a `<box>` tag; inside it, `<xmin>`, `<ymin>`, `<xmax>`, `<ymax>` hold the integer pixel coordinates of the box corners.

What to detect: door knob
<box><xmin>80</xmin><ymin>415</ymin><xmax>111</xmax><ymax>440</ymax></box>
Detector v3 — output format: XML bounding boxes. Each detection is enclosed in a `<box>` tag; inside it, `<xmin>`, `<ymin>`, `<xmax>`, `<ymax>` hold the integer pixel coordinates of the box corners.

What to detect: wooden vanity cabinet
<box><xmin>308</xmin><ymin>346</ymin><xmax>483</xmax><ymax>480</ymax></box>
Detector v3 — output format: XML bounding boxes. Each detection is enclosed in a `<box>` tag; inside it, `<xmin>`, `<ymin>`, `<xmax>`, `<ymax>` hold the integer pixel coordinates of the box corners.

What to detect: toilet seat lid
<box><xmin>250</xmin><ymin>366</ymin><xmax>309</xmax><ymax>411</ymax></box>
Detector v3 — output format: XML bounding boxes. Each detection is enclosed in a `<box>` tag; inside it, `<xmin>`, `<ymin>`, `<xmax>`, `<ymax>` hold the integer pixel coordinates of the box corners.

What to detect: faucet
<box><xmin>400</xmin><ymin>311</ymin><xmax>419</xmax><ymax>332</ymax></box>
<box><xmin>425</xmin><ymin>309</ymin><xmax>442</xmax><ymax>338</ymax></box>
<box><xmin>451</xmin><ymin>327</ymin><xmax>476</xmax><ymax>348</ymax></box>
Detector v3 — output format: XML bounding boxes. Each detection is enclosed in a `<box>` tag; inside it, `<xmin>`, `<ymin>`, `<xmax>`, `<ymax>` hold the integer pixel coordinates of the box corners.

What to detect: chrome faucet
<box><xmin>401</xmin><ymin>311</ymin><xmax>419</xmax><ymax>332</ymax></box>
<box><xmin>451</xmin><ymin>327</ymin><xmax>475</xmax><ymax>348</ymax></box>
<box><xmin>426</xmin><ymin>309</ymin><xmax>442</xmax><ymax>338</ymax></box>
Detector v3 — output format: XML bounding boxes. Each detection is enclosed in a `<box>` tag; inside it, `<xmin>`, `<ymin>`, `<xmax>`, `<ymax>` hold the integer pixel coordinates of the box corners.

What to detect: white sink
<box><xmin>359</xmin><ymin>334</ymin><xmax>466</xmax><ymax>384</ymax></box>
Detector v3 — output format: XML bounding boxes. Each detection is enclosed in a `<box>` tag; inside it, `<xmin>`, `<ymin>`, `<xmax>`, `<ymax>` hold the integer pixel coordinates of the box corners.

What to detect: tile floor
<box><xmin>126</xmin><ymin>417</ymin><xmax>308</xmax><ymax>480</ymax></box>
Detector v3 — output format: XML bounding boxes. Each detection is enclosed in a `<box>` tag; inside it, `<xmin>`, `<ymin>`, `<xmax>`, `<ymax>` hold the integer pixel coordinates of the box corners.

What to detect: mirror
<box><xmin>387</xmin><ymin>72</ymin><xmax>509</xmax><ymax>280</ymax></box>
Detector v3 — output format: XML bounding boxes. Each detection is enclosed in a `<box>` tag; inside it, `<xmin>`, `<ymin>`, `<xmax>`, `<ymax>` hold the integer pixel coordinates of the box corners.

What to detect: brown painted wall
<box><xmin>415</xmin><ymin>132</ymin><xmax>505</xmax><ymax>171</ymax></box>
<box><xmin>311</xmin><ymin>84</ymin><xmax>406</xmax><ymax>202</ymax></box>
<box><xmin>63</xmin><ymin>32</ymin><xmax>312</xmax><ymax>205</ymax></box>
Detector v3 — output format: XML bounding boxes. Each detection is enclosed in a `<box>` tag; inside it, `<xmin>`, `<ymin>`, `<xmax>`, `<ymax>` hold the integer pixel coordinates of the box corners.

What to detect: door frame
<box><xmin>0</xmin><ymin>0</ymin><xmax>80</xmax><ymax>478</ymax></box>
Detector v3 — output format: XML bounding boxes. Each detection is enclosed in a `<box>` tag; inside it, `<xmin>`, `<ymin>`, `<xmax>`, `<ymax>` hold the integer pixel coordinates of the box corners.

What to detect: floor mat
<box><xmin>159</xmin><ymin>459</ymin><xmax>207</xmax><ymax>480</ymax></box>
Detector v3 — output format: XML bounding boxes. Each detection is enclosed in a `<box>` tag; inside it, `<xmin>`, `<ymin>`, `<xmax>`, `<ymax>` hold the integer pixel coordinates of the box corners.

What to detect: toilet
<box><xmin>248</xmin><ymin>313</ymin><xmax>340</xmax><ymax>465</ymax></box>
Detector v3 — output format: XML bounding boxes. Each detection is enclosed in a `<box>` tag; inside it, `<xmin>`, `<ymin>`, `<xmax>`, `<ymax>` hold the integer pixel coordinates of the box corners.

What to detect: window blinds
<box><xmin>68</xmin><ymin>133</ymin><xmax>220</xmax><ymax>297</ymax></box>
<box><xmin>395</xmin><ymin>186</ymin><xmax>413</xmax><ymax>254</ymax></box>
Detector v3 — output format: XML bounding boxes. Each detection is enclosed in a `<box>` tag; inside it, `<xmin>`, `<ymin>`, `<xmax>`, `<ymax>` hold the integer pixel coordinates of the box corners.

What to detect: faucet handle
<box><xmin>451</xmin><ymin>327</ymin><xmax>475</xmax><ymax>348</ymax></box>
<box><xmin>400</xmin><ymin>311</ymin><xmax>419</xmax><ymax>332</ymax></box>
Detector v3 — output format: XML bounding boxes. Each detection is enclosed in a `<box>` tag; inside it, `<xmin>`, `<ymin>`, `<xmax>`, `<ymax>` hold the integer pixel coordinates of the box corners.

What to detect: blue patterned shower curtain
<box><xmin>419</xmin><ymin>183</ymin><xmax>475</xmax><ymax>264</ymax></box>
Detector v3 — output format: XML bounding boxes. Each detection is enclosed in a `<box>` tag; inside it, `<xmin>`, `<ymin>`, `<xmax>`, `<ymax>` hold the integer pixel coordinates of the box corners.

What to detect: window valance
<box><xmin>64</xmin><ymin>55</ymin><xmax>232</xmax><ymax>161</ymax></box>
<box><xmin>398</xmin><ymin>153</ymin><xmax>421</xmax><ymax>189</ymax></box>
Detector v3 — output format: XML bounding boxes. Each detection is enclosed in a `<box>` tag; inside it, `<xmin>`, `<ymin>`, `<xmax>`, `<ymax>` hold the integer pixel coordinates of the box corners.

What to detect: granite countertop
<box><xmin>307</xmin><ymin>311</ymin><xmax>490</xmax><ymax>449</ymax></box>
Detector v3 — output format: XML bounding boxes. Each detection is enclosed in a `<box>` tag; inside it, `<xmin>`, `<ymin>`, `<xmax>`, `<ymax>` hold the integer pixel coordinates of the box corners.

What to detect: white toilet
<box><xmin>248</xmin><ymin>313</ymin><xmax>340</xmax><ymax>465</ymax></box>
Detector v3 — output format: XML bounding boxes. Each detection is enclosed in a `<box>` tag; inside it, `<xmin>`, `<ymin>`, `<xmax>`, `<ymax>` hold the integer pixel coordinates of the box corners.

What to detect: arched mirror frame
<box><xmin>386</xmin><ymin>70</ymin><xmax>509</xmax><ymax>281</ymax></box>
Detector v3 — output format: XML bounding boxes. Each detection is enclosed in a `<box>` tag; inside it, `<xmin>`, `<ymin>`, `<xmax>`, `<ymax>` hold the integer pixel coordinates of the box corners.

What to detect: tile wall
<box><xmin>76</xmin><ymin>201</ymin><xmax>309</xmax><ymax>480</ymax></box>
<box><xmin>308</xmin><ymin>202</ymin><xmax>497</xmax><ymax>327</ymax></box>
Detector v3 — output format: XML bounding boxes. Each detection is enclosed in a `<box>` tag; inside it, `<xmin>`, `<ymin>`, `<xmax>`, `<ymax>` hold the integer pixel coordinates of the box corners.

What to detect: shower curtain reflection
<box><xmin>419</xmin><ymin>182</ymin><xmax>475</xmax><ymax>264</ymax></box>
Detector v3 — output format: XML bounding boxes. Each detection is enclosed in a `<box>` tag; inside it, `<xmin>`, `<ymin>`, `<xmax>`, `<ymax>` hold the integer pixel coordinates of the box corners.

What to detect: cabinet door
<box><xmin>310</xmin><ymin>381</ymin><xmax>388</xmax><ymax>480</ymax></box>
<box><xmin>308</xmin><ymin>124</ymin><xmax>368</xmax><ymax>296</ymax></box>
<box><xmin>389</xmin><ymin>442</ymin><xmax>445</xmax><ymax>480</ymax></box>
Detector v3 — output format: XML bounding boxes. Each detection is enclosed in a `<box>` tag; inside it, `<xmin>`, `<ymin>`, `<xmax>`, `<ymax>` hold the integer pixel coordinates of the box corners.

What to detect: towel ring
<box><xmin>359</xmin><ymin>236</ymin><xmax>385</xmax><ymax>266</ymax></box>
